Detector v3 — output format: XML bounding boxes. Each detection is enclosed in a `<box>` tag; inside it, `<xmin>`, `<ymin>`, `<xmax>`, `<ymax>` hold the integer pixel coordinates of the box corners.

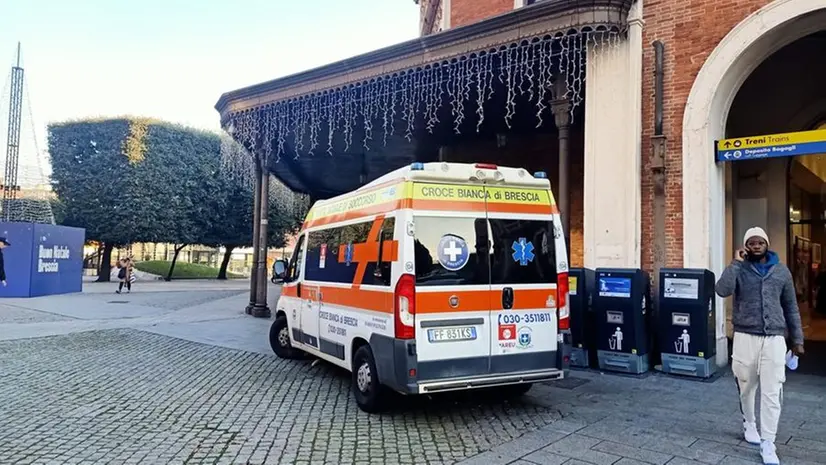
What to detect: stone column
<box><xmin>247</xmin><ymin>158</ymin><xmax>262</xmax><ymax>315</ymax></box>
<box><xmin>582</xmin><ymin>1</ymin><xmax>643</xmax><ymax>269</ymax></box>
<box><xmin>551</xmin><ymin>96</ymin><xmax>572</xmax><ymax>246</ymax></box>
<box><xmin>252</xmin><ymin>166</ymin><xmax>271</xmax><ymax>318</ymax></box>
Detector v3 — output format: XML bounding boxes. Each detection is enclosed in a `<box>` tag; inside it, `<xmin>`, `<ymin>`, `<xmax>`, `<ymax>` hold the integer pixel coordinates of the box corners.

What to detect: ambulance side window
<box><xmin>365</xmin><ymin>217</ymin><xmax>395</xmax><ymax>286</ymax></box>
<box><xmin>305</xmin><ymin>221</ymin><xmax>371</xmax><ymax>283</ymax></box>
<box><xmin>288</xmin><ymin>235</ymin><xmax>306</xmax><ymax>282</ymax></box>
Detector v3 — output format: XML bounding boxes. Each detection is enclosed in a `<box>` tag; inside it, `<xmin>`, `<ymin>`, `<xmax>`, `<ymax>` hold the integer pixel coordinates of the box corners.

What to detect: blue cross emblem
<box><xmin>437</xmin><ymin>235</ymin><xmax>470</xmax><ymax>271</ymax></box>
<box><xmin>344</xmin><ymin>243</ymin><xmax>354</xmax><ymax>265</ymax></box>
<box><xmin>511</xmin><ymin>238</ymin><xmax>535</xmax><ymax>266</ymax></box>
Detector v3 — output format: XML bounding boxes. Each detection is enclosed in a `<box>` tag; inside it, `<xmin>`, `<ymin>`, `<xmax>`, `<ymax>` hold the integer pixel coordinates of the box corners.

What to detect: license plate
<box><xmin>427</xmin><ymin>326</ymin><xmax>477</xmax><ymax>343</ymax></box>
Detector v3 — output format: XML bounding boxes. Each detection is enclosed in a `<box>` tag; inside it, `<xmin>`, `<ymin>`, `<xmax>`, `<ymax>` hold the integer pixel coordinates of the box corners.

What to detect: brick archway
<box><xmin>682</xmin><ymin>0</ymin><xmax>826</xmax><ymax>366</ymax></box>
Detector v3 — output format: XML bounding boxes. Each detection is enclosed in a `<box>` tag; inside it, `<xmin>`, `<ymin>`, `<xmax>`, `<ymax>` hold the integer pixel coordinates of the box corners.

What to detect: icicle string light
<box><xmin>226</xmin><ymin>29</ymin><xmax>623</xmax><ymax>161</ymax></box>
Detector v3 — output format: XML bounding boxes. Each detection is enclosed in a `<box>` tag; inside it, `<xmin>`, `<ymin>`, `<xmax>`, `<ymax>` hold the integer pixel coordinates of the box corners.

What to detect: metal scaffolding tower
<box><xmin>2</xmin><ymin>43</ymin><xmax>23</xmax><ymax>221</ymax></box>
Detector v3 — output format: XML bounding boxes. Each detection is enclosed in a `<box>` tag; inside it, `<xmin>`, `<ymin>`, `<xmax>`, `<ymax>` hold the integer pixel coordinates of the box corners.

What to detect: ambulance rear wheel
<box><xmin>270</xmin><ymin>315</ymin><xmax>301</xmax><ymax>359</ymax></box>
<box><xmin>352</xmin><ymin>345</ymin><xmax>387</xmax><ymax>413</ymax></box>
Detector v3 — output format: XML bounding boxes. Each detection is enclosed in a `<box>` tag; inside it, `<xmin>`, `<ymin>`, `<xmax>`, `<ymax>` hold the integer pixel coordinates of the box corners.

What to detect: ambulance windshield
<box><xmin>413</xmin><ymin>216</ymin><xmax>558</xmax><ymax>286</ymax></box>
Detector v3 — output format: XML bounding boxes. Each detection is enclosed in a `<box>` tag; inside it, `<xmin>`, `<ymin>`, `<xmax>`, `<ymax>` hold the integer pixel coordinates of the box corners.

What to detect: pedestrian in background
<box><xmin>116</xmin><ymin>257</ymin><xmax>133</xmax><ymax>294</ymax></box>
<box><xmin>0</xmin><ymin>237</ymin><xmax>9</xmax><ymax>287</ymax></box>
<box><xmin>715</xmin><ymin>226</ymin><xmax>804</xmax><ymax>465</ymax></box>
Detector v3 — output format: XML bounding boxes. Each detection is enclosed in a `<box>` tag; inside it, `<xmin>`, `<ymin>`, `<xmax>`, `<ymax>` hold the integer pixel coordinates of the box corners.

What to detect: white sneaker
<box><xmin>744</xmin><ymin>421</ymin><xmax>761</xmax><ymax>445</ymax></box>
<box><xmin>761</xmin><ymin>440</ymin><xmax>780</xmax><ymax>465</ymax></box>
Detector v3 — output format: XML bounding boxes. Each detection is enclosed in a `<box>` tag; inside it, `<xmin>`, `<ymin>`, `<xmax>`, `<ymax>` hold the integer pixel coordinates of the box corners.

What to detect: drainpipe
<box><xmin>651</xmin><ymin>40</ymin><xmax>667</xmax><ymax>366</ymax></box>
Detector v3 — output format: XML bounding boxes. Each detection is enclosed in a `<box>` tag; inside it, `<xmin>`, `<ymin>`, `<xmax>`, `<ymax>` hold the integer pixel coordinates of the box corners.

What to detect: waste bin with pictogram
<box><xmin>658</xmin><ymin>268</ymin><xmax>717</xmax><ymax>378</ymax></box>
<box><xmin>594</xmin><ymin>268</ymin><xmax>652</xmax><ymax>374</ymax></box>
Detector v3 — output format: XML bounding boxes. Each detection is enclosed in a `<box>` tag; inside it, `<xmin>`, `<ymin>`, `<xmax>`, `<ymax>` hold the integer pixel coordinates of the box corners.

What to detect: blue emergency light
<box><xmin>533</xmin><ymin>171</ymin><xmax>548</xmax><ymax>179</ymax></box>
<box><xmin>410</xmin><ymin>162</ymin><xmax>425</xmax><ymax>171</ymax></box>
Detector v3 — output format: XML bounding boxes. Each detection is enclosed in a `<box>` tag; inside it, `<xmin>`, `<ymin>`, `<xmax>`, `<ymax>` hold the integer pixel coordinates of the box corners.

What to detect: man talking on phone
<box><xmin>716</xmin><ymin>226</ymin><xmax>804</xmax><ymax>465</ymax></box>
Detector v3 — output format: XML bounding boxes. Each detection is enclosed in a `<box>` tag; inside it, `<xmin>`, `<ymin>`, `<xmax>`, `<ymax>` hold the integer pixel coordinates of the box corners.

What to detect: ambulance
<box><xmin>270</xmin><ymin>162</ymin><xmax>571</xmax><ymax>413</ymax></box>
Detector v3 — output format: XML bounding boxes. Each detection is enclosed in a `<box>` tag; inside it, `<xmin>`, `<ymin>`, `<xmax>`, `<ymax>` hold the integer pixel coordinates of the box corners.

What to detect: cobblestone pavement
<box><xmin>0</xmin><ymin>282</ymin><xmax>255</xmax><ymax>344</ymax></box>
<box><xmin>0</xmin><ymin>304</ymin><xmax>74</xmax><ymax>324</ymax></box>
<box><xmin>2</xmin><ymin>325</ymin><xmax>826</xmax><ymax>465</ymax></box>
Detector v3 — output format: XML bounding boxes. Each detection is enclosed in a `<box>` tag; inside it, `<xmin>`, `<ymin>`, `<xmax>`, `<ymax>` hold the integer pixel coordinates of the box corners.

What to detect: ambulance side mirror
<box><xmin>273</xmin><ymin>259</ymin><xmax>288</xmax><ymax>283</ymax></box>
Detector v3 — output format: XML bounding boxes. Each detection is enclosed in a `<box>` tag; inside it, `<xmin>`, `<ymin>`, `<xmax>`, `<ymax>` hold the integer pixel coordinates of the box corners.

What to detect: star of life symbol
<box><xmin>344</xmin><ymin>243</ymin><xmax>354</xmax><ymax>265</ymax></box>
<box><xmin>511</xmin><ymin>238</ymin><xmax>535</xmax><ymax>266</ymax></box>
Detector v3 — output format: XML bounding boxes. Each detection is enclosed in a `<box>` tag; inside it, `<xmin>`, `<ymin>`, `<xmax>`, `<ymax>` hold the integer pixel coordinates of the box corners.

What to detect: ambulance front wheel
<box><xmin>270</xmin><ymin>315</ymin><xmax>302</xmax><ymax>359</ymax></box>
<box><xmin>352</xmin><ymin>345</ymin><xmax>388</xmax><ymax>413</ymax></box>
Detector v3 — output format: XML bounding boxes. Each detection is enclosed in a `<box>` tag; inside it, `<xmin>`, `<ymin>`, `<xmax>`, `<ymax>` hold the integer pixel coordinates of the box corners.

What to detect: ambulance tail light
<box><xmin>557</xmin><ymin>272</ymin><xmax>570</xmax><ymax>330</ymax></box>
<box><xmin>474</xmin><ymin>163</ymin><xmax>498</xmax><ymax>170</ymax></box>
<box><xmin>395</xmin><ymin>274</ymin><xmax>416</xmax><ymax>339</ymax></box>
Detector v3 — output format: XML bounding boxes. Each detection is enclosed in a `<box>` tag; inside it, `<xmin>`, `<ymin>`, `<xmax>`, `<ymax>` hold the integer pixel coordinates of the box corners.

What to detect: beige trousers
<box><xmin>731</xmin><ymin>332</ymin><xmax>786</xmax><ymax>442</ymax></box>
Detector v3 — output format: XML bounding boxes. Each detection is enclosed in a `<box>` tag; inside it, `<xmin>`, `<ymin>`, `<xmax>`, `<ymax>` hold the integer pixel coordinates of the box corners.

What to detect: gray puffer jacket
<box><xmin>715</xmin><ymin>252</ymin><xmax>804</xmax><ymax>346</ymax></box>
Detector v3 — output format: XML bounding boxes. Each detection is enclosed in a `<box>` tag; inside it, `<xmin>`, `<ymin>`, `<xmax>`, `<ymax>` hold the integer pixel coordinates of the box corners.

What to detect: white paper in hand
<box><xmin>785</xmin><ymin>350</ymin><xmax>799</xmax><ymax>371</ymax></box>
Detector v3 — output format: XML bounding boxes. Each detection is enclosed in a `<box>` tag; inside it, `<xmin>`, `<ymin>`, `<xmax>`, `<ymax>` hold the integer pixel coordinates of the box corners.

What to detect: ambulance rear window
<box><xmin>488</xmin><ymin>219</ymin><xmax>557</xmax><ymax>285</ymax></box>
<box><xmin>413</xmin><ymin>216</ymin><xmax>559</xmax><ymax>286</ymax></box>
<box><xmin>413</xmin><ymin>216</ymin><xmax>489</xmax><ymax>286</ymax></box>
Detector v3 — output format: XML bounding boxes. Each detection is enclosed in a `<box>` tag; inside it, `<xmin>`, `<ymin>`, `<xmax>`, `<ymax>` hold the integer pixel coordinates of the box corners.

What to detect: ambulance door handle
<box><xmin>502</xmin><ymin>287</ymin><xmax>514</xmax><ymax>310</ymax></box>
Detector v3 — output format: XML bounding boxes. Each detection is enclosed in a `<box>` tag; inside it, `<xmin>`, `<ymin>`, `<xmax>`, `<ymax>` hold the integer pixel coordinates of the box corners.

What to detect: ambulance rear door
<box><xmin>411</xmin><ymin>184</ymin><xmax>493</xmax><ymax>381</ymax></box>
<box><xmin>485</xmin><ymin>185</ymin><xmax>560</xmax><ymax>373</ymax></box>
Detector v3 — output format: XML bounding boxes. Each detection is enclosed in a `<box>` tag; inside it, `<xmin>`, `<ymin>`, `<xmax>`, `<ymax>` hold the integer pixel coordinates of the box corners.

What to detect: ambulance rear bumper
<box><xmin>416</xmin><ymin>369</ymin><xmax>564</xmax><ymax>394</ymax></box>
<box><xmin>369</xmin><ymin>334</ymin><xmax>565</xmax><ymax>395</ymax></box>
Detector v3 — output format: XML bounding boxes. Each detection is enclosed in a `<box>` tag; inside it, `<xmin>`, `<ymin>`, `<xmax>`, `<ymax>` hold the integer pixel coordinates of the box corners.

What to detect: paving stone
<box><xmin>3</xmin><ymin>286</ymin><xmax>826</xmax><ymax>465</ymax></box>
<box><xmin>716</xmin><ymin>457</ymin><xmax>760</xmax><ymax>465</ymax></box>
<box><xmin>785</xmin><ymin>436</ymin><xmax>826</xmax><ymax>452</ymax></box>
<box><xmin>664</xmin><ymin>458</ymin><xmax>708</xmax><ymax>465</ymax></box>
<box><xmin>0</xmin><ymin>304</ymin><xmax>74</xmax><ymax>324</ymax></box>
<box><xmin>522</xmin><ymin>448</ymin><xmax>569</xmax><ymax>465</ymax></box>
<box><xmin>689</xmin><ymin>440</ymin><xmax>762</xmax><ymax>464</ymax></box>
<box><xmin>592</xmin><ymin>441</ymin><xmax>673</xmax><ymax>465</ymax></box>
<box><xmin>544</xmin><ymin>419</ymin><xmax>590</xmax><ymax>435</ymax></box>
<box><xmin>615</xmin><ymin>459</ymin><xmax>648</xmax><ymax>465</ymax></box>
<box><xmin>0</xmin><ymin>329</ymin><xmax>568</xmax><ymax>465</ymax></box>
<box><xmin>542</xmin><ymin>436</ymin><xmax>621</xmax><ymax>465</ymax></box>
<box><xmin>641</xmin><ymin>441</ymin><xmax>724</xmax><ymax>464</ymax></box>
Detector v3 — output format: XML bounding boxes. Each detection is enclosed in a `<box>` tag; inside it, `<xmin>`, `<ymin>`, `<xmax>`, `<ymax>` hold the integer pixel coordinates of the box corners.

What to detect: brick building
<box><xmin>217</xmin><ymin>0</ymin><xmax>826</xmax><ymax>367</ymax></box>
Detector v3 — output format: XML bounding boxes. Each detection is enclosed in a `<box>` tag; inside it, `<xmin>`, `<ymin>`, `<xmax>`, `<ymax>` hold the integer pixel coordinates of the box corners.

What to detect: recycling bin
<box><xmin>658</xmin><ymin>268</ymin><xmax>717</xmax><ymax>378</ymax></box>
<box><xmin>595</xmin><ymin>268</ymin><xmax>651</xmax><ymax>374</ymax></box>
<box><xmin>568</xmin><ymin>268</ymin><xmax>596</xmax><ymax>368</ymax></box>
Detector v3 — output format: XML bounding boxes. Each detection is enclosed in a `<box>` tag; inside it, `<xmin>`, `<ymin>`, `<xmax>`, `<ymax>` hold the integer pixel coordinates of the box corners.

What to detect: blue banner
<box><xmin>0</xmin><ymin>222</ymin><xmax>85</xmax><ymax>298</ymax></box>
<box><xmin>0</xmin><ymin>223</ymin><xmax>35</xmax><ymax>297</ymax></box>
